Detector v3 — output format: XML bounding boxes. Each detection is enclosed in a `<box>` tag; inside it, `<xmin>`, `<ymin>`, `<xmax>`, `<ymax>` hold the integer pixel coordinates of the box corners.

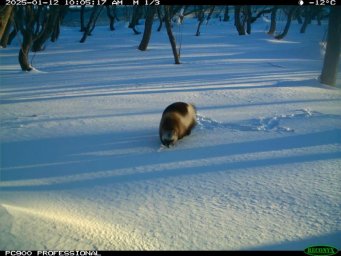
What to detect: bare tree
<box><xmin>12</xmin><ymin>6</ymin><xmax>65</xmax><ymax>71</ymax></box>
<box><xmin>300</xmin><ymin>6</ymin><xmax>324</xmax><ymax>33</ymax></box>
<box><xmin>80</xmin><ymin>6</ymin><xmax>104</xmax><ymax>43</ymax></box>
<box><xmin>275</xmin><ymin>6</ymin><xmax>297</xmax><ymax>40</ymax></box>
<box><xmin>0</xmin><ymin>6</ymin><xmax>13</xmax><ymax>40</ymax></box>
<box><xmin>206</xmin><ymin>6</ymin><xmax>215</xmax><ymax>24</ymax></box>
<box><xmin>234</xmin><ymin>6</ymin><xmax>252</xmax><ymax>35</ymax></box>
<box><xmin>234</xmin><ymin>6</ymin><xmax>245</xmax><ymax>35</ymax></box>
<box><xmin>7</xmin><ymin>19</ymin><xmax>18</xmax><ymax>46</ymax></box>
<box><xmin>138</xmin><ymin>6</ymin><xmax>157</xmax><ymax>51</ymax></box>
<box><xmin>156</xmin><ymin>7</ymin><xmax>163</xmax><ymax>31</ymax></box>
<box><xmin>80</xmin><ymin>6</ymin><xmax>85</xmax><ymax>32</ymax></box>
<box><xmin>245</xmin><ymin>6</ymin><xmax>252</xmax><ymax>34</ymax></box>
<box><xmin>32</xmin><ymin>6</ymin><xmax>62</xmax><ymax>52</ymax></box>
<box><xmin>106</xmin><ymin>6</ymin><xmax>117</xmax><ymax>31</ymax></box>
<box><xmin>0</xmin><ymin>7</ymin><xmax>14</xmax><ymax>48</ymax></box>
<box><xmin>51</xmin><ymin>7</ymin><xmax>68</xmax><ymax>42</ymax></box>
<box><xmin>234</xmin><ymin>5</ymin><xmax>252</xmax><ymax>36</ymax></box>
<box><xmin>268</xmin><ymin>6</ymin><xmax>278</xmax><ymax>35</ymax></box>
<box><xmin>164</xmin><ymin>6</ymin><xmax>180</xmax><ymax>64</ymax></box>
<box><xmin>320</xmin><ymin>6</ymin><xmax>341</xmax><ymax>86</ymax></box>
<box><xmin>300</xmin><ymin>6</ymin><xmax>313</xmax><ymax>33</ymax></box>
<box><xmin>195</xmin><ymin>6</ymin><xmax>205</xmax><ymax>36</ymax></box>
<box><xmin>15</xmin><ymin>6</ymin><xmax>36</xmax><ymax>71</ymax></box>
<box><xmin>223</xmin><ymin>6</ymin><xmax>230</xmax><ymax>22</ymax></box>
<box><xmin>196</xmin><ymin>6</ymin><xmax>215</xmax><ymax>36</ymax></box>
<box><xmin>129</xmin><ymin>6</ymin><xmax>143</xmax><ymax>35</ymax></box>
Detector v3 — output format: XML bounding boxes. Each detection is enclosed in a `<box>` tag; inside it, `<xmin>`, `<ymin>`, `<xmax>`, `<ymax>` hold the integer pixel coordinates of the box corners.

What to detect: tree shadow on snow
<box><xmin>1</xmin><ymin>128</ymin><xmax>340</xmax><ymax>192</ymax></box>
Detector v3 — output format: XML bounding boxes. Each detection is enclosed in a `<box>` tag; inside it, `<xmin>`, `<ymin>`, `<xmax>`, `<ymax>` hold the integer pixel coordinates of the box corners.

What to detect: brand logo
<box><xmin>304</xmin><ymin>245</ymin><xmax>338</xmax><ymax>256</ymax></box>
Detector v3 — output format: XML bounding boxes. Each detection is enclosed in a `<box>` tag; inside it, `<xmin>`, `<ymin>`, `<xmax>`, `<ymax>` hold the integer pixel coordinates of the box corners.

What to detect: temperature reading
<box><xmin>310</xmin><ymin>0</ymin><xmax>337</xmax><ymax>4</ymax></box>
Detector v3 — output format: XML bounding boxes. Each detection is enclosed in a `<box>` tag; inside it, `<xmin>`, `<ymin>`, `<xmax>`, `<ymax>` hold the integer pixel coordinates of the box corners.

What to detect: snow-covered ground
<box><xmin>0</xmin><ymin>15</ymin><xmax>340</xmax><ymax>250</ymax></box>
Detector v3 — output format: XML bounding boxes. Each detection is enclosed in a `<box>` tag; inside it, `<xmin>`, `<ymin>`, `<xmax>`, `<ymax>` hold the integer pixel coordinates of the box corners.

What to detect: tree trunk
<box><xmin>206</xmin><ymin>6</ymin><xmax>215</xmax><ymax>25</ymax></box>
<box><xmin>19</xmin><ymin>30</ymin><xmax>33</xmax><ymax>71</ymax></box>
<box><xmin>89</xmin><ymin>6</ymin><xmax>103</xmax><ymax>35</ymax></box>
<box><xmin>51</xmin><ymin>6</ymin><xmax>67</xmax><ymax>43</ymax></box>
<box><xmin>32</xmin><ymin>6</ymin><xmax>60</xmax><ymax>52</ymax></box>
<box><xmin>195</xmin><ymin>6</ymin><xmax>205</xmax><ymax>36</ymax></box>
<box><xmin>316</xmin><ymin>7</ymin><xmax>322</xmax><ymax>26</ymax></box>
<box><xmin>164</xmin><ymin>6</ymin><xmax>180</xmax><ymax>64</ymax></box>
<box><xmin>275</xmin><ymin>6</ymin><xmax>297</xmax><ymax>40</ymax></box>
<box><xmin>106</xmin><ymin>6</ymin><xmax>117</xmax><ymax>31</ymax></box>
<box><xmin>234</xmin><ymin>6</ymin><xmax>245</xmax><ymax>35</ymax></box>
<box><xmin>51</xmin><ymin>19</ymin><xmax>60</xmax><ymax>42</ymax></box>
<box><xmin>300</xmin><ymin>7</ymin><xmax>313</xmax><ymax>33</ymax></box>
<box><xmin>157</xmin><ymin>7</ymin><xmax>163</xmax><ymax>31</ymax></box>
<box><xmin>223</xmin><ymin>6</ymin><xmax>230</xmax><ymax>22</ymax></box>
<box><xmin>80</xmin><ymin>6</ymin><xmax>102</xmax><ymax>43</ymax></box>
<box><xmin>1</xmin><ymin>10</ymin><xmax>13</xmax><ymax>48</ymax></box>
<box><xmin>320</xmin><ymin>6</ymin><xmax>341</xmax><ymax>86</ymax></box>
<box><xmin>245</xmin><ymin>6</ymin><xmax>252</xmax><ymax>35</ymax></box>
<box><xmin>8</xmin><ymin>27</ymin><xmax>17</xmax><ymax>45</ymax></box>
<box><xmin>129</xmin><ymin>6</ymin><xmax>142</xmax><ymax>35</ymax></box>
<box><xmin>34</xmin><ymin>6</ymin><xmax>44</xmax><ymax>35</ymax></box>
<box><xmin>268</xmin><ymin>6</ymin><xmax>277</xmax><ymax>35</ymax></box>
<box><xmin>16</xmin><ymin>6</ymin><xmax>35</xmax><ymax>71</ymax></box>
<box><xmin>80</xmin><ymin>6</ymin><xmax>85</xmax><ymax>32</ymax></box>
<box><xmin>0</xmin><ymin>6</ymin><xmax>13</xmax><ymax>40</ymax></box>
<box><xmin>13</xmin><ymin>6</ymin><xmax>62</xmax><ymax>71</ymax></box>
<box><xmin>295</xmin><ymin>8</ymin><xmax>303</xmax><ymax>24</ymax></box>
<box><xmin>138</xmin><ymin>6</ymin><xmax>156</xmax><ymax>51</ymax></box>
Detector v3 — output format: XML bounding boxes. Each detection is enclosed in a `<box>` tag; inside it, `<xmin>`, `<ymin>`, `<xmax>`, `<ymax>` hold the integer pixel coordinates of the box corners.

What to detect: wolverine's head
<box><xmin>161</xmin><ymin>129</ymin><xmax>178</xmax><ymax>147</ymax></box>
<box><xmin>160</xmin><ymin>117</ymin><xmax>179</xmax><ymax>147</ymax></box>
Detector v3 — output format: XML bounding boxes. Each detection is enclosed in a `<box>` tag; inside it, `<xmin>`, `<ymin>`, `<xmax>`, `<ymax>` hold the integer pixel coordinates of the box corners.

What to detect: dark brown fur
<box><xmin>159</xmin><ymin>102</ymin><xmax>197</xmax><ymax>147</ymax></box>
<box><xmin>162</xmin><ymin>102</ymin><xmax>190</xmax><ymax>116</ymax></box>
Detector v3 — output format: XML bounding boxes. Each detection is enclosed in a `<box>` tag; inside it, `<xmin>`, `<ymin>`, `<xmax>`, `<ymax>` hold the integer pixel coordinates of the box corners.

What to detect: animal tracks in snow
<box><xmin>196</xmin><ymin>109</ymin><xmax>319</xmax><ymax>133</ymax></box>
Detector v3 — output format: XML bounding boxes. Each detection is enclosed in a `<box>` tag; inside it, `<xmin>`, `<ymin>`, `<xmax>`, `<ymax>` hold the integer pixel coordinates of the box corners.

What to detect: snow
<box><xmin>0</xmin><ymin>16</ymin><xmax>341</xmax><ymax>250</ymax></box>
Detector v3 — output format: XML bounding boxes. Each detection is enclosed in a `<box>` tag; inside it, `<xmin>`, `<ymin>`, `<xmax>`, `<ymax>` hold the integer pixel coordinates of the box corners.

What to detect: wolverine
<box><xmin>159</xmin><ymin>102</ymin><xmax>197</xmax><ymax>147</ymax></box>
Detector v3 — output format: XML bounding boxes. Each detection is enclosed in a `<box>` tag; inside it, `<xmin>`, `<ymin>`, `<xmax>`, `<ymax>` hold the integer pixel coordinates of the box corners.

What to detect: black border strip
<box><xmin>0</xmin><ymin>251</ymin><xmax>310</xmax><ymax>256</ymax></box>
<box><xmin>1</xmin><ymin>0</ymin><xmax>340</xmax><ymax>5</ymax></box>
